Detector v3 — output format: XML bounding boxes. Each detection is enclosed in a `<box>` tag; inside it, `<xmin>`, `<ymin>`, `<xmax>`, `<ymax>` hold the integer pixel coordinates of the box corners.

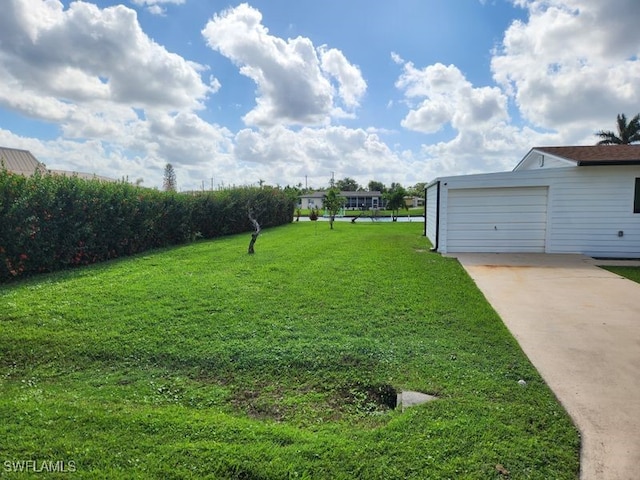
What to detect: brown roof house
<box><xmin>426</xmin><ymin>145</ymin><xmax>640</xmax><ymax>258</ymax></box>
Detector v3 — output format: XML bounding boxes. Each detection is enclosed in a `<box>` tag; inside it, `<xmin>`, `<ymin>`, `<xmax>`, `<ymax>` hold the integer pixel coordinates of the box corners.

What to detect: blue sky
<box><xmin>1</xmin><ymin>0</ymin><xmax>639</xmax><ymax>190</ymax></box>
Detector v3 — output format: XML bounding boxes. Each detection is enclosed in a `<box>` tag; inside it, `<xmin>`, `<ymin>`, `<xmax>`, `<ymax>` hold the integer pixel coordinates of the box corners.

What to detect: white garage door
<box><xmin>446</xmin><ymin>187</ymin><xmax>548</xmax><ymax>253</ymax></box>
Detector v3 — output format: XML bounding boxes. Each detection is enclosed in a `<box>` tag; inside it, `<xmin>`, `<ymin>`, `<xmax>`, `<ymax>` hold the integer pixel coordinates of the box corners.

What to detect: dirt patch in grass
<box><xmin>229</xmin><ymin>382</ymin><xmax>399</xmax><ymax>422</ymax></box>
<box><xmin>231</xmin><ymin>388</ymin><xmax>288</xmax><ymax>421</ymax></box>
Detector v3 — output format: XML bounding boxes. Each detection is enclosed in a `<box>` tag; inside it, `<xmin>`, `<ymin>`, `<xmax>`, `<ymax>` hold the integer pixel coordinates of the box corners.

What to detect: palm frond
<box><xmin>595</xmin><ymin>113</ymin><xmax>640</xmax><ymax>144</ymax></box>
<box><xmin>595</xmin><ymin>130</ymin><xmax>622</xmax><ymax>145</ymax></box>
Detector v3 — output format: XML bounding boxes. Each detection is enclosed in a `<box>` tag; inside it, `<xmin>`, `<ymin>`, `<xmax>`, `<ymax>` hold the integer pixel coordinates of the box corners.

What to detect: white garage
<box><xmin>446</xmin><ymin>186</ymin><xmax>548</xmax><ymax>253</ymax></box>
<box><xmin>425</xmin><ymin>145</ymin><xmax>640</xmax><ymax>258</ymax></box>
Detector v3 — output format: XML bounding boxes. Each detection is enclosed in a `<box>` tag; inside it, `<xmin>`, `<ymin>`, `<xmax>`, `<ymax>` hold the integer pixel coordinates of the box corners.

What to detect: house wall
<box><xmin>546</xmin><ymin>166</ymin><xmax>640</xmax><ymax>257</ymax></box>
<box><xmin>298</xmin><ymin>196</ymin><xmax>322</xmax><ymax>209</ymax></box>
<box><xmin>404</xmin><ymin>196</ymin><xmax>424</xmax><ymax>208</ymax></box>
<box><xmin>299</xmin><ymin>192</ymin><xmax>383</xmax><ymax>210</ymax></box>
<box><xmin>515</xmin><ymin>151</ymin><xmax>575</xmax><ymax>170</ymax></box>
<box><xmin>425</xmin><ymin>182</ymin><xmax>439</xmax><ymax>247</ymax></box>
<box><xmin>433</xmin><ymin>166</ymin><xmax>640</xmax><ymax>257</ymax></box>
<box><xmin>343</xmin><ymin>195</ymin><xmax>381</xmax><ymax>210</ymax></box>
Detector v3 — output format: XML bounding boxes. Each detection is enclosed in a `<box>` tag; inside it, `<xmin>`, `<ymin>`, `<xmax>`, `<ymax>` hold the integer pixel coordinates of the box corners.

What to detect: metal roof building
<box><xmin>0</xmin><ymin>147</ymin><xmax>46</xmax><ymax>176</ymax></box>
<box><xmin>0</xmin><ymin>146</ymin><xmax>118</xmax><ymax>182</ymax></box>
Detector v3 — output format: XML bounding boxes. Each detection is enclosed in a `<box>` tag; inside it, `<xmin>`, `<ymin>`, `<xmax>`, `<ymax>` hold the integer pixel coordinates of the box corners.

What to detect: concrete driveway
<box><xmin>452</xmin><ymin>253</ymin><xmax>640</xmax><ymax>480</ymax></box>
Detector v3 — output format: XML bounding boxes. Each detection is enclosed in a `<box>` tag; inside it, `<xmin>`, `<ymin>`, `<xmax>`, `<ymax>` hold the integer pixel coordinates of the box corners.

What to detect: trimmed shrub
<box><xmin>0</xmin><ymin>170</ymin><xmax>295</xmax><ymax>282</ymax></box>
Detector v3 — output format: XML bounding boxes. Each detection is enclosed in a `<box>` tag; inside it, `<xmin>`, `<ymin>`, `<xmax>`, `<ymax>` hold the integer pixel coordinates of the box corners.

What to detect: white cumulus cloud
<box><xmin>130</xmin><ymin>0</ymin><xmax>186</xmax><ymax>16</ymax></box>
<box><xmin>492</xmin><ymin>0</ymin><xmax>640</xmax><ymax>130</ymax></box>
<box><xmin>202</xmin><ymin>3</ymin><xmax>366</xmax><ymax>127</ymax></box>
<box><xmin>0</xmin><ymin>0</ymin><xmax>212</xmax><ymax>113</ymax></box>
<box><xmin>234</xmin><ymin>125</ymin><xmax>408</xmax><ymax>187</ymax></box>
<box><xmin>0</xmin><ymin>0</ymin><xmax>224</xmax><ymax>188</ymax></box>
<box><xmin>396</xmin><ymin>62</ymin><xmax>508</xmax><ymax>134</ymax></box>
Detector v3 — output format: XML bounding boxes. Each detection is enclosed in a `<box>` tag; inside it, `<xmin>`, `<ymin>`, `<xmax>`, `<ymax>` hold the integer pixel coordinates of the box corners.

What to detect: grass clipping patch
<box><xmin>0</xmin><ymin>223</ymin><xmax>580</xmax><ymax>479</ymax></box>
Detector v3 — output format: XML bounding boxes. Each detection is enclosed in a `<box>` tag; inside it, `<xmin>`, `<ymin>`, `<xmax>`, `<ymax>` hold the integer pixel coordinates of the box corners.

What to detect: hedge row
<box><xmin>0</xmin><ymin>170</ymin><xmax>295</xmax><ymax>282</ymax></box>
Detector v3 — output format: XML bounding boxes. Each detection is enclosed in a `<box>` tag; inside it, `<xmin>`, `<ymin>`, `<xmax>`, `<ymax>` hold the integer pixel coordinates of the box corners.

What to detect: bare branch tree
<box><xmin>247</xmin><ymin>205</ymin><xmax>261</xmax><ymax>254</ymax></box>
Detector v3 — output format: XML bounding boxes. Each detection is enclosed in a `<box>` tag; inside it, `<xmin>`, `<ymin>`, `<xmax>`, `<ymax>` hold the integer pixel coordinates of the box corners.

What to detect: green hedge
<box><xmin>0</xmin><ymin>170</ymin><xmax>295</xmax><ymax>282</ymax></box>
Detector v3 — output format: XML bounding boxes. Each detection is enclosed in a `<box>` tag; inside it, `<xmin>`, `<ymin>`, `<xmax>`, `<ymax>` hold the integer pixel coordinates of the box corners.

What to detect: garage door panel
<box><xmin>448</xmin><ymin>195</ymin><xmax>547</xmax><ymax>206</ymax></box>
<box><xmin>447</xmin><ymin>213</ymin><xmax>546</xmax><ymax>224</ymax></box>
<box><xmin>448</xmin><ymin>204</ymin><xmax>547</xmax><ymax>214</ymax></box>
<box><xmin>448</xmin><ymin>222</ymin><xmax>547</xmax><ymax>232</ymax></box>
<box><xmin>446</xmin><ymin>187</ymin><xmax>548</xmax><ymax>253</ymax></box>
<box><xmin>449</xmin><ymin>238</ymin><xmax>546</xmax><ymax>247</ymax></box>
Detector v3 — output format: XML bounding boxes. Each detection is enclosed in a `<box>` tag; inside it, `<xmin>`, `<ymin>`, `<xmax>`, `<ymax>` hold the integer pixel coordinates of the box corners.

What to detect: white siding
<box><xmin>446</xmin><ymin>187</ymin><xmax>548</xmax><ymax>253</ymax></box>
<box><xmin>515</xmin><ymin>151</ymin><xmax>576</xmax><ymax>171</ymax></box>
<box><xmin>434</xmin><ymin>165</ymin><xmax>640</xmax><ymax>257</ymax></box>
<box><xmin>425</xmin><ymin>183</ymin><xmax>439</xmax><ymax>247</ymax></box>
<box><xmin>546</xmin><ymin>167</ymin><xmax>640</xmax><ymax>257</ymax></box>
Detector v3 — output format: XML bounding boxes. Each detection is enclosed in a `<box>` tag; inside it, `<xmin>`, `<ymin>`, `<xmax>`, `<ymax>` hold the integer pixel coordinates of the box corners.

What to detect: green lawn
<box><xmin>603</xmin><ymin>266</ymin><xmax>640</xmax><ymax>284</ymax></box>
<box><xmin>0</xmin><ymin>223</ymin><xmax>579</xmax><ymax>479</ymax></box>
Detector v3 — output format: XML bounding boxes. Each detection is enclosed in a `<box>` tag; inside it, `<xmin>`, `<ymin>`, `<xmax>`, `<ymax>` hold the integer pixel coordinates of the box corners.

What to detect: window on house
<box><xmin>635</xmin><ymin>178</ymin><xmax>640</xmax><ymax>214</ymax></box>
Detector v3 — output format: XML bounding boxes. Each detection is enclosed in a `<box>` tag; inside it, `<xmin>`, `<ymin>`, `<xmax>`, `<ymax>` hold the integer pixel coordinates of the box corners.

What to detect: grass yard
<box><xmin>603</xmin><ymin>266</ymin><xmax>640</xmax><ymax>284</ymax></box>
<box><xmin>0</xmin><ymin>222</ymin><xmax>579</xmax><ymax>479</ymax></box>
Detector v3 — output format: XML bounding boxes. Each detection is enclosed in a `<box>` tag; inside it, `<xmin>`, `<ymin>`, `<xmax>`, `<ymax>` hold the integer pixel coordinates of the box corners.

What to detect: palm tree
<box><xmin>595</xmin><ymin>113</ymin><xmax>640</xmax><ymax>145</ymax></box>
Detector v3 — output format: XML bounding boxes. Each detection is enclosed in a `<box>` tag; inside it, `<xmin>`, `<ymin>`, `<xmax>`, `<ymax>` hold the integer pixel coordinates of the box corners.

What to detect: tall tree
<box><xmin>163</xmin><ymin>163</ymin><xmax>177</xmax><ymax>192</ymax></box>
<box><xmin>368</xmin><ymin>180</ymin><xmax>386</xmax><ymax>193</ymax></box>
<box><xmin>595</xmin><ymin>113</ymin><xmax>640</xmax><ymax>145</ymax></box>
<box><xmin>323</xmin><ymin>188</ymin><xmax>346</xmax><ymax>229</ymax></box>
<box><xmin>406</xmin><ymin>182</ymin><xmax>427</xmax><ymax>198</ymax></box>
<box><xmin>335</xmin><ymin>177</ymin><xmax>360</xmax><ymax>191</ymax></box>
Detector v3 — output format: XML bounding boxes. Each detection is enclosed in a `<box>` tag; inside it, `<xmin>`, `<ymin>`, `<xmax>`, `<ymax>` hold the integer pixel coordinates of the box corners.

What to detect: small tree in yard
<box><xmin>384</xmin><ymin>183</ymin><xmax>408</xmax><ymax>221</ymax></box>
<box><xmin>323</xmin><ymin>188</ymin><xmax>345</xmax><ymax>229</ymax></box>
<box><xmin>163</xmin><ymin>163</ymin><xmax>177</xmax><ymax>192</ymax></box>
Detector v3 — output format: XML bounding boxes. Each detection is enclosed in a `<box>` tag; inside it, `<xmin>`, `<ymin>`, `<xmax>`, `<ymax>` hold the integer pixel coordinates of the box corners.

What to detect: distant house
<box><xmin>0</xmin><ymin>147</ymin><xmax>46</xmax><ymax>176</ymax></box>
<box><xmin>0</xmin><ymin>146</ymin><xmax>118</xmax><ymax>182</ymax></box>
<box><xmin>47</xmin><ymin>169</ymin><xmax>119</xmax><ymax>183</ymax></box>
<box><xmin>298</xmin><ymin>191</ymin><xmax>325</xmax><ymax>210</ymax></box>
<box><xmin>299</xmin><ymin>191</ymin><xmax>385</xmax><ymax>210</ymax></box>
<box><xmin>404</xmin><ymin>196</ymin><xmax>424</xmax><ymax>208</ymax></box>
<box><xmin>425</xmin><ymin>145</ymin><xmax>640</xmax><ymax>258</ymax></box>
